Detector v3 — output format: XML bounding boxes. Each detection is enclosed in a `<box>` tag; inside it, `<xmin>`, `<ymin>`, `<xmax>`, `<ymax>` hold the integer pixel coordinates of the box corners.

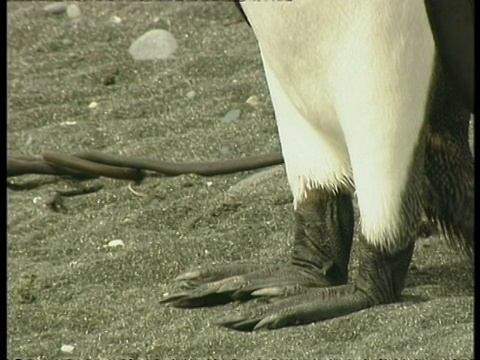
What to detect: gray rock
<box><xmin>128</xmin><ymin>29</ymin><xmax>178</xmax><ymax>61</ymax></box>
<box><xmin>43</xmin><ymin>2</ymin><xmax>67</xmax><ymax>15</ymax></box>
<box><xmin>62</xmin><ymin>38</ymin><xmax>73</xmax><ymax>46</ymax></box>
<box><xmin>186</xmin><ymin>90</ymin><xmax>196</xmax><ymax>99</ymax></box>
<box><xmin>221</xmin><ymin>109</ymin><xmax>241</xmax><ymax>123</ymax></box>
<box><xmin>228</xmin><ymin>166</ymin><xmax>285</xmax><ymax>195</ymax></box>
<box><xmin>66</xmin><ymin>4</ymin><xmax>81</xmax><ymax>19</ymax></box>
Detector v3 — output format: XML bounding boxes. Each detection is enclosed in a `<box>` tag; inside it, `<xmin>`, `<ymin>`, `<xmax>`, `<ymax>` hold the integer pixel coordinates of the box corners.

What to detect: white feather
<box><xmin>242</xmin><ymin>0</ymin><xmax>435</xmax><ymax>250</ymax></box>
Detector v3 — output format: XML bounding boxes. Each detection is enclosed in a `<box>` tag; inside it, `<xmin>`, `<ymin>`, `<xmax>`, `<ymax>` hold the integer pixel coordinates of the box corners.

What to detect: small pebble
<box><xmin>186</xmin><ymin>90</ymin><xmax>196</xmax><ymax>99</ymax></box>
<box><xmin>246</xmin><ymin>95</ymin><xmax>261</xmax><ymax>109</ymax></box>
<box><xmin>221</xmin><ymin>109</ymin><xmax>241</xmax><ymax>123</ymax></box>
<box><xmin>110</xmin><ymin>15</ymin><xmax>122</xmax><ymax>24</ymax></box>
<box><xmin>66</xmin><ymin>4</ymin><xmax>81</xmax><ymax>19</ymax></box>
<box><xmin>88</xmin><ymin>101</ymin><xmax>98</xmax><ymax>109</ymax></box>
<box><xmin>60</xmin><ymin>121</ymin><xmax>77</xmax><ymax>126</ymax></box>
<box><xmin>32</xmin><ymin>196</ymin><xmax>42</xmax><ymax>204</ymax></box>
<box><xmin>25</xmin><ymin>135</ymin><xmax>33</xmax><ymax>146</ymax></box>
<box><xmin>107</xmin><ymin>239</ymin><xmax>125</xmax><ymax>248</ymax></box>
<box><xmin>62</xmin><ymin>38</ymin><xmax>73</xmax><ymax>46</ymax></box>
<box><xmin>60</xmin><ymin>344</ymin><xmax>75</xmax><ymax>354</ymax></box>
<box><xmin>43</xmin><ymin>3</ymin><xmax>67</xmax><ymax>15</ymax></box>
<box><xmin>129</xmin><ymin>29</ymin><xmax>178</xmax><ymax>61</ymax></box>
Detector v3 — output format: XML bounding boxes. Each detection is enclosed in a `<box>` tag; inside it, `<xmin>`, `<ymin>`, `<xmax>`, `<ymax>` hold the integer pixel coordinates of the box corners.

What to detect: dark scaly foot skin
<box><xmin>161</xmin><ymin>190</ymin><xmax>354</xmax><ymax>308</ymax></box>
<box><xmin>218</xmin><ymin>239</ymin><xmax>415</xmax><ymax>331</ymax></box>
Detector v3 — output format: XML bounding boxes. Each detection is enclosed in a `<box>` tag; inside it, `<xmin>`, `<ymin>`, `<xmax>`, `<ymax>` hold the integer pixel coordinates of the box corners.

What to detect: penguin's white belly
<box><xmin>242</xmin><ymin>1</ymin><xmax>435</xmax><ymax>249</ymax></box>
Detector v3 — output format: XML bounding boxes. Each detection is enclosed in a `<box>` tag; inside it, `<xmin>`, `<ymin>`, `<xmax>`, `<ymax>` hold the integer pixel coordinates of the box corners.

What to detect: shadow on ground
<box><xmin>7</xmin><ymin>3</ymin><xmax>473</xmax><ymax>358</ymax></box>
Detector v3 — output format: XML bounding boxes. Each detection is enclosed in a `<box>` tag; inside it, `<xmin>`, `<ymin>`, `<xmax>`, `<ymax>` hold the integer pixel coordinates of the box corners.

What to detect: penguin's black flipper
<box><xmin>424</xmin><ymin>0</ymin><xmax>474</xmax><ymax>113</ymax></box>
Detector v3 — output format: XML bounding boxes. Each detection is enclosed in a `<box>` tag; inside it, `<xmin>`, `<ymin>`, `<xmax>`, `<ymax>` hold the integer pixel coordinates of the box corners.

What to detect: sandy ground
<box><xmin>7</xmin><ymin>2</ymin><xmax>473</xmax><ymax>359</ymax></box>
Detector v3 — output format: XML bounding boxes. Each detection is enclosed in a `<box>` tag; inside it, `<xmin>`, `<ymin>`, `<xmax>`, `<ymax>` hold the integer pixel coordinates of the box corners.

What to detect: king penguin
<box><xmin>161</xmin><ymin>0</ymin><xmax>474</xmax><ymax>331</ymax></box>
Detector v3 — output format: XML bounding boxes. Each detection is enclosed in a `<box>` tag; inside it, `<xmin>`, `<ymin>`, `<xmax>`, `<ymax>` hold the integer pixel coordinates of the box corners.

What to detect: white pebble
<box><xmin>88</xmin><ymin>101</ymin><xmax>98</xmax><ymax>109</ymax></box>
<box><xmin>107</xmin><ymin>239</ymin><xmax>125</xmax><ymax>248</ymax></box>
<box><xmin>110</xmin><ymin>15</ymin><xmax>122</xmax><ymax>24</ymax></box>
<box><xmin>186</xmin><ymin>90</ymin><xmax>196</xmax><ymax>99</ymax></box>
<box><xmin>66</xmin><ymin>4</ymin><xmax>81</xmax><ymax>19</ymax></box>
<box><xmin>25</xmin><ymin>135</ymin><xmax>33</xmax><ymax>146</ymax></box>
<box><xmin>62</xmin><ymin>38</ymin><xmax>73</xmax><ymax>46</ymax></box>
<box><xmin>60</xmin><ymin>121</ymin><xmax>77</xmax><ymax>126</ymax></box>
<box><xmin>60</xmin><ymin>344</ymin><xmax>75</xmax><ymax>354</ymax></box>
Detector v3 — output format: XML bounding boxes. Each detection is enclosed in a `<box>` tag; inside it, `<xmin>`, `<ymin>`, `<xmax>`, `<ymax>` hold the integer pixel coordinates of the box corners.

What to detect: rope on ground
<box><xmin>7</xmin><ymin>150</ymin><xmax>284</xmax><ymax>181</ymax></box>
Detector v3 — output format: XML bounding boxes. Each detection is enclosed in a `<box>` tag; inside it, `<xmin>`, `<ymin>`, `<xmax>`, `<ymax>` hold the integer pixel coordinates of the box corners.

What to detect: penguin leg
<box><xmin>217</xmin><ymin>161</ymin><xmax>422</xmax><ymax>331</ymax></box>
<box><xmin>218</xmin><ymin>67</ymin><xmax>477</xmax><ymax>332</ymax></box>
<box><xmin>423</xmin><ymin>63</ymin><xmax>474</xmax><ymax>259</ymax></box>
<box><xmin>215</xmin><ymin>50</ymin><xmax>431</xmax><ymax>330</ymax></box>
<box><xmin>161</xmin><ymin>61</ymin><xmax>355</xmax><ymax>309</ymax></box>
<box><xmin>161</xmin><ymin>52</ymin><xmax>429</xmax><ymax>331</ymax></box>
<box><xmin>218</xmin><ymin>238</ymin><xmax>415</xmax><ymax>332</ymax></box>
<box><xmin>216</xmin><ymin>197</ymin><xmax>419</xmax><ymax>332</ymax></box>
<box><xmin>161</xmin><ymin>1</ymin><xmax>447</xmax><ymax>330</ymax></box>
<box><xmin>161</xmin><ymin>187</ymin><xmax>355</xmax><ymax>308</ymax></box>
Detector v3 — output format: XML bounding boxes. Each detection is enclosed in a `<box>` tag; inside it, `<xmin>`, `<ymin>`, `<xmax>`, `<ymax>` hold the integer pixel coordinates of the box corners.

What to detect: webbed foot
<box><xmin>162</xmin><ymin>236</ymin><xmax>414</xmax><ymax>331</ymax></box>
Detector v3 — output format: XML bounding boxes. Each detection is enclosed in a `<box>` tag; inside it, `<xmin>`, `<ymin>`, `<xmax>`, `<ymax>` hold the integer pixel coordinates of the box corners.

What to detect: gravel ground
<box><xmin>8</xmin><ymin>2</ymin><xmax>473</xmax><ymax>359</ymax></box>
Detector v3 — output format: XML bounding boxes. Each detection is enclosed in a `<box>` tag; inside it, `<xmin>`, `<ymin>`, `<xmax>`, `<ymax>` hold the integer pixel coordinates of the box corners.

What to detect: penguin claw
<box><xmin>217</xmin><ymin>285</ymin><xmax>372</xmax><ymax>331</ymax></box>
<box><xmin>172</xmin><ymin>263</ymin><xmax>269</xmax><ymax>286</ymax></box>
<box><xmin>159</xmin><ymin>292</ymin><xmax>190</xmax><ymax>304</ymax></box>
<box><xmin>251</xmin><ymin>287</ymin><xmax>285</xmax><ymax>297</ymax></box>
<box><xmin>219</xmin><ymin>316</ymin><xmax>263</xmax><ymax>332</ymax></box>
<box><xmin>160</xmin><ymin>288</ymin><xmax>234</xmax><ymax>308</ymax></box>
<box><xmin>174</xmin><ymin>270</ymin><xmax>201</xmax><ymax>281</ymax></box>
<box><xmin>162</xmin><ymin>249</ymin><xmax>404</xmax><ymax>330</ymax></box>
<box><xmin>253</xmin><ymin>314</ymin><xmax>283</xmax><ymax>331</ymax></box>
<box><xmin>216</xmin><ymin>312</ymin><xmax>276</xmax><ymax>332</ymax></box>
<box><xmin>162</xmin><ymin>263</ymin><xmax>333</xmax><ymax>308</ymax></box>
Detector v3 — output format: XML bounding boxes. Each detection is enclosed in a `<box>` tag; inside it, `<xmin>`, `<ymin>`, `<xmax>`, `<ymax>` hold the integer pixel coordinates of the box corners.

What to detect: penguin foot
<box><xmin>161</xmin><ymin>237</ymin><xmax>414</xmax><ymax>331</ymax></box>
<box><xmin>218</xmin><ymin>239</ymin><xmax>415</xmax><ymax>331</ymax></box>
<box><xmin>160</xmin><ymin>263</ymin><xmax>334</xmax><ymax>308</ymax></box>
<box><xmin>217</xmin><ymin>284</ymin><xmax>371</xmax><ymax>331</ymax></box>
<box><xmin>161</xmin><ymin>190</ymin><xmax>356</xmax><ymax>322</ymax></box>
